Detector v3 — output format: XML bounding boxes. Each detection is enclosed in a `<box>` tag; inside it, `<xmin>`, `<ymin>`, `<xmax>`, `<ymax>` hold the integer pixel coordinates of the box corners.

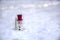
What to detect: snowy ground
<box><xmin>0</xmin><ymin>0</ymin><xmax>60</xmax><ymax>40</ymax></box>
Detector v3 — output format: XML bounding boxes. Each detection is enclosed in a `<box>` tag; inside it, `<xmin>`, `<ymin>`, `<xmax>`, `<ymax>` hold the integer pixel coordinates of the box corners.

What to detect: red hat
<box><xmin>17</xmin><ymin>14</ymin><xmax>23</xmax><ymax>21</ymax></box>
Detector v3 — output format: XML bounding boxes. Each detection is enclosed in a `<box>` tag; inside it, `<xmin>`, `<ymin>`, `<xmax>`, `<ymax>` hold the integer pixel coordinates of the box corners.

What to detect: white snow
<box><xmin>0</xmin><ymin>0</ymin><xmax>60</xmax><ymax>40</ymax></box>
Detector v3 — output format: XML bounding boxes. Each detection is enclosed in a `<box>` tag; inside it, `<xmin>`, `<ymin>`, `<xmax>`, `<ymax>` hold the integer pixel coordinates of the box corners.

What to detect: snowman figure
<box><xmin>15</xmin><ymin>14</ymin><xmax>24</xmax><ymax>31</ymax></box>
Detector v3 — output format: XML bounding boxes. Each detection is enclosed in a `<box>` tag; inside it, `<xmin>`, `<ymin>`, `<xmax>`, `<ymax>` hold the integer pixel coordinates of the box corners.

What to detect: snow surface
<box><xmin>0</xmin><ymin>0</ymin><xmax>60</xmax><ymax>40</ymax></box>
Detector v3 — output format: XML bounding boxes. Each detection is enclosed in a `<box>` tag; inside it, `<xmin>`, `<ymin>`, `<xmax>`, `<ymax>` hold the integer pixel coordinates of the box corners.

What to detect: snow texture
<box><xmin>0</xmin><ymin>0</ymin><xmax>60</xmax><ymax>40</ymax></box>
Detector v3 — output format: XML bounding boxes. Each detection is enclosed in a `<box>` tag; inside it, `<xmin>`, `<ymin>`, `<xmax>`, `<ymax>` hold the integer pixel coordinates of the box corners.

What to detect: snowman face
<box><xmin>17</xmin><ymin>21</ymin><xmax>22</xmax><ymax>30</ymax></box>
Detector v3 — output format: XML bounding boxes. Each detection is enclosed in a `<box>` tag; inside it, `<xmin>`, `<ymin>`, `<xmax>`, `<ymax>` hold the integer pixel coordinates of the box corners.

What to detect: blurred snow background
<box><xmin>0</xmin><ymin>0</ymin><xmax>60</xmax><ymax>40</ymax></box>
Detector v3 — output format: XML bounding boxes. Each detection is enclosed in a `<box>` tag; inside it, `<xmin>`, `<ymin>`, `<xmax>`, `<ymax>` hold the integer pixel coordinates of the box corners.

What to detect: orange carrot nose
<box><xmin>17</xmin><ymin>14</ymin><xmax>23</xmax><ymax>21</ymax></box>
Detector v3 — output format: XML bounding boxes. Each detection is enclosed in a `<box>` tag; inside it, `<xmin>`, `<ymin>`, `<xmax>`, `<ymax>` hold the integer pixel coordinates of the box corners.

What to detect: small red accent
<box><xmin>17</xmin><ymin>14</ymin><xmax>23</xmax><ymax>21</ymax></box>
